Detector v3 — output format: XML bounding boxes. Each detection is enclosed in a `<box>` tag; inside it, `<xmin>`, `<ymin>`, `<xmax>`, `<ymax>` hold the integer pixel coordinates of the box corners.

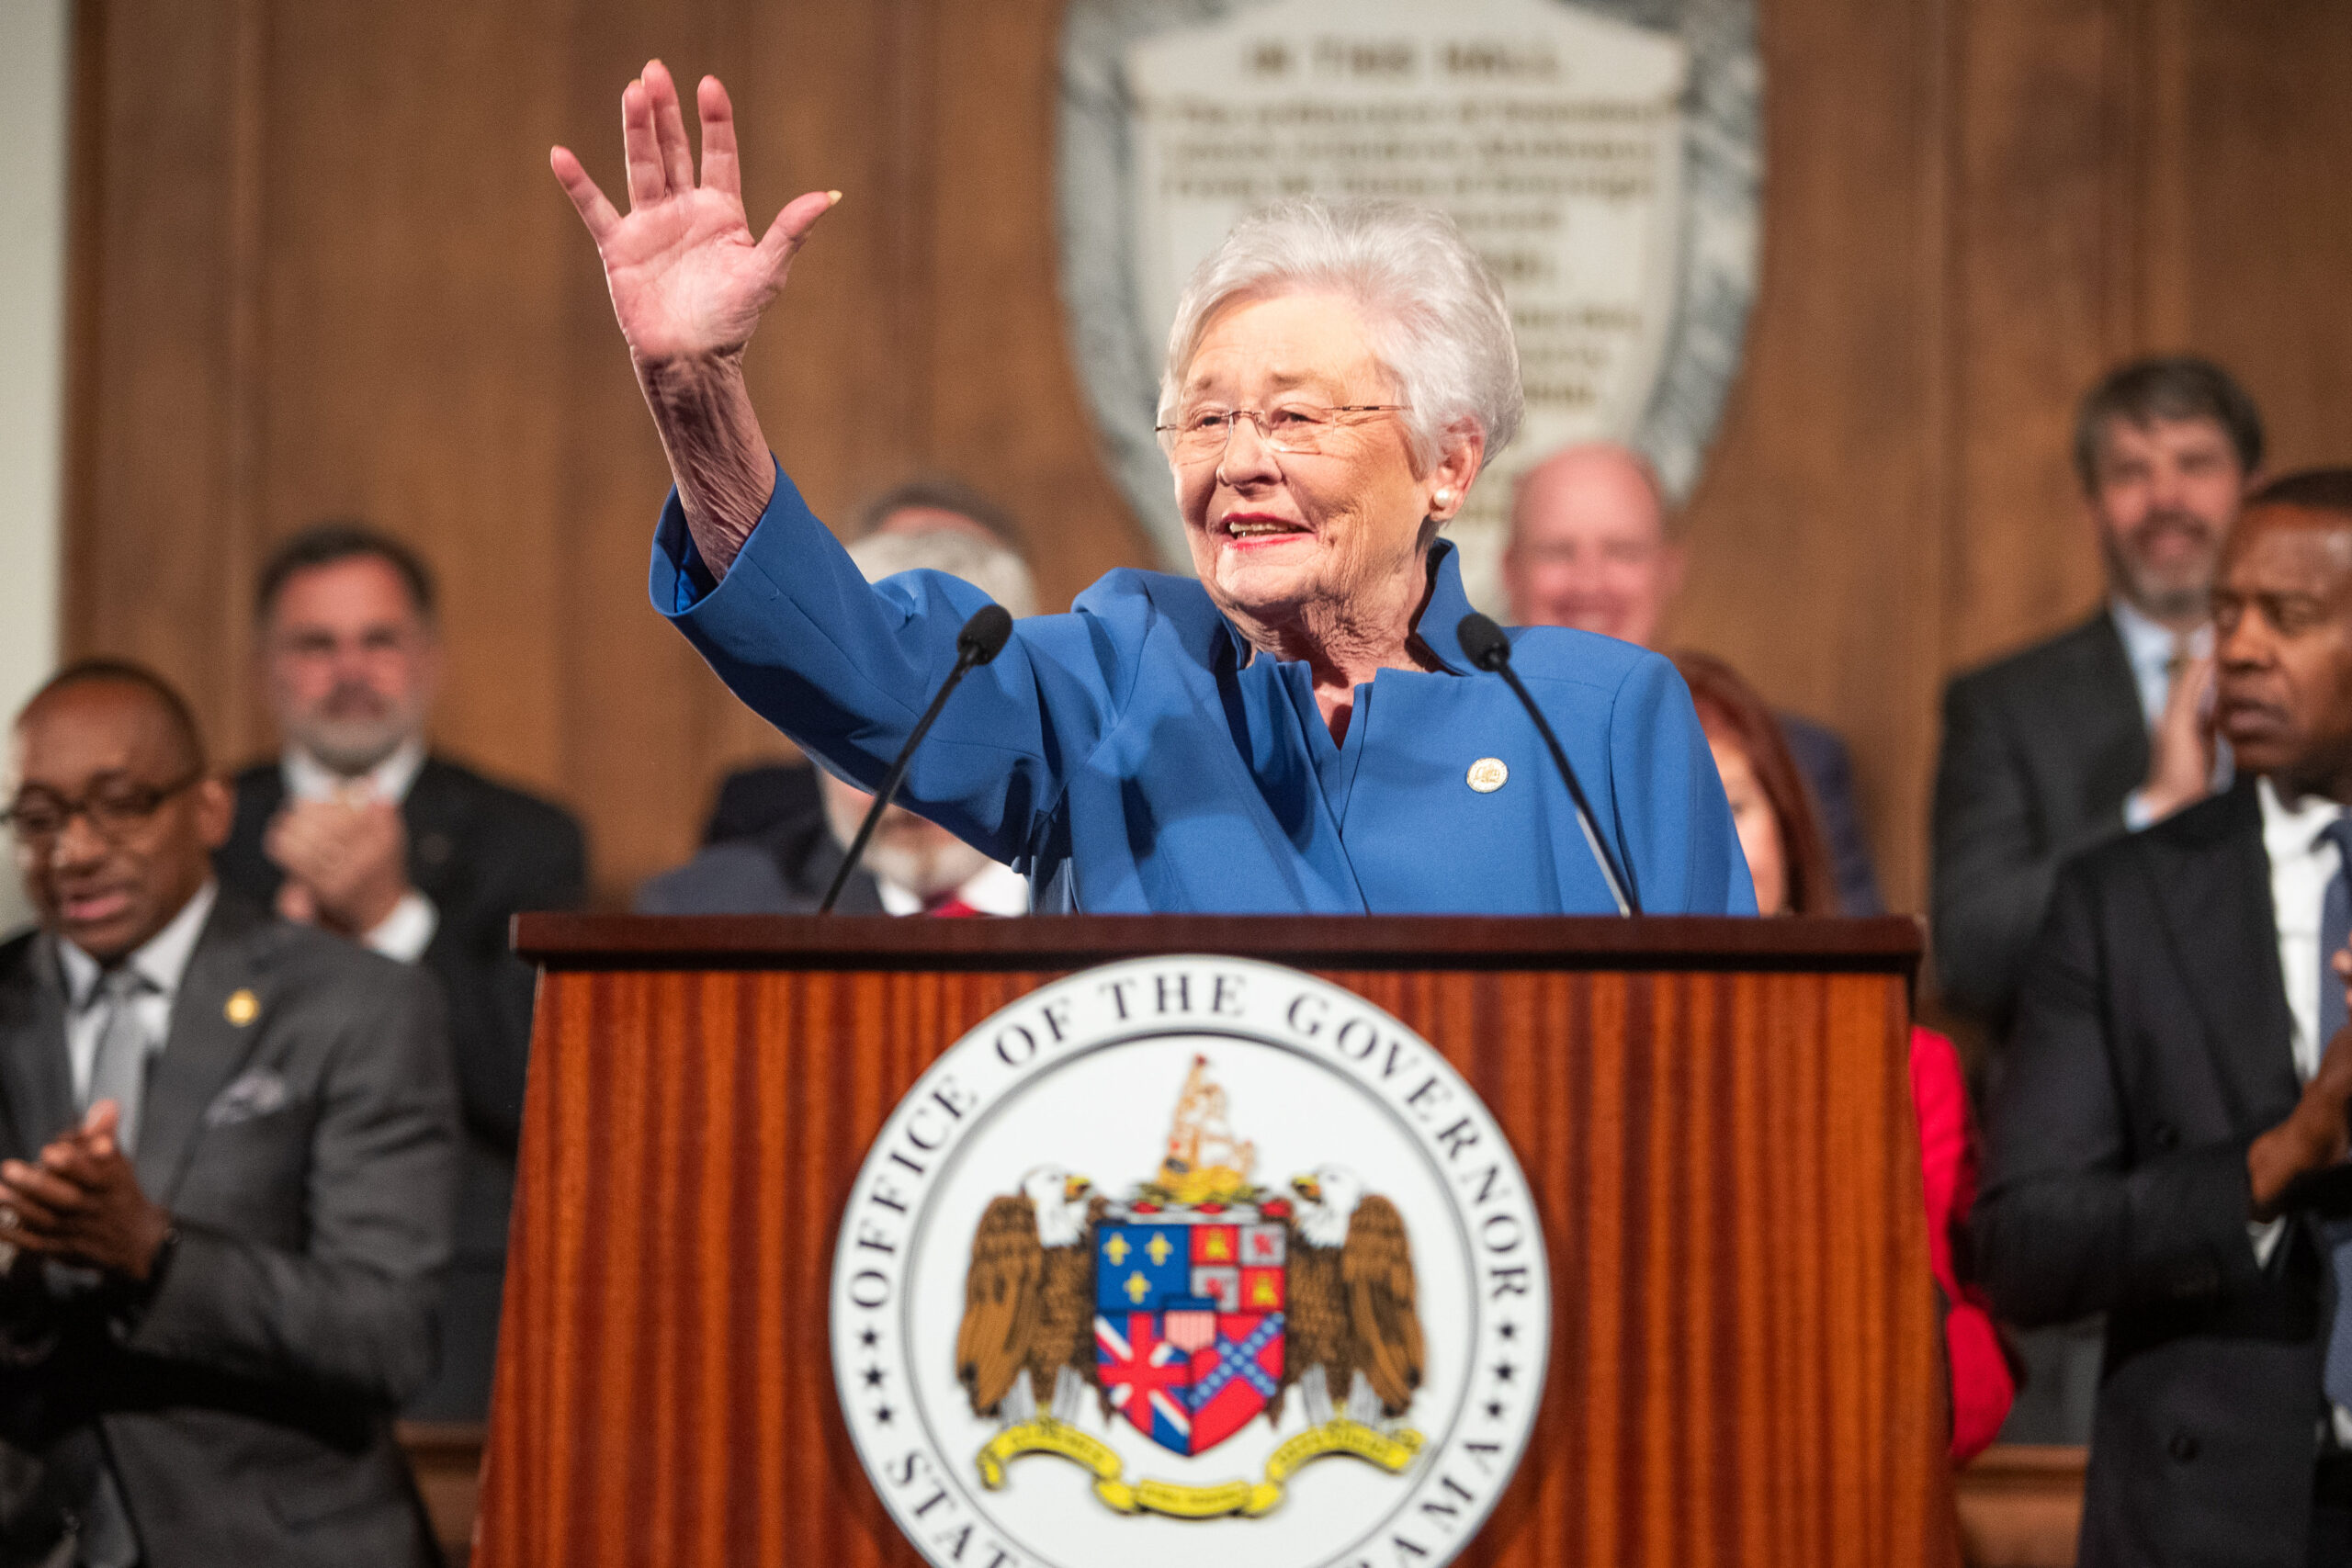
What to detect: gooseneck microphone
<box><xmin>819</xmin><ymin>604</ymin><xmax>1016</xmax><ymax>914</ymax></box>
<box><xmin>1456</xmin><ymin>613</ymin><xmax>1639</xmax><ymax>917</ymax></box>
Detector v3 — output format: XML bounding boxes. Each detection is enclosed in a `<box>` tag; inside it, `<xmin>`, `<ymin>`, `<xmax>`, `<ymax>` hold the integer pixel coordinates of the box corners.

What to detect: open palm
<box><xmin>552</xmin><ymin>62</ymin><xmax>835</xmax><ymax>366</ymax></box>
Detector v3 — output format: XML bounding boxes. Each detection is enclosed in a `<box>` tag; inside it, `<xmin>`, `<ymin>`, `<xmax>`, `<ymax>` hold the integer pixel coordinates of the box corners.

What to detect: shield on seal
<box><xmin>1094</xmin><ymin>1208</ymin><xmax>1286</xmax><ymax>1457</ymax></box>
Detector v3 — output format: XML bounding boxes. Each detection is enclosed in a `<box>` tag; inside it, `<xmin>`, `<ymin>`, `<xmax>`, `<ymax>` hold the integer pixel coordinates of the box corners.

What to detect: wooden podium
<box><xmin>475</xmin><ymin>915</ymin><xmax>1956</xmax><ymax>1568</ymax></box>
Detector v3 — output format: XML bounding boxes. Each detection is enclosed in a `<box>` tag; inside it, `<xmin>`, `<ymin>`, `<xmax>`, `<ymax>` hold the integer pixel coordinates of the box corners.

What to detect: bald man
<box><xmin>0</xmin><ymin>661</ymin><xmax>455</xmax><ymax>1565</ymax></box>
<box><xmin>1504</xmin><ymin>443</ymin><xmax>1883</xmax><ymax>913</ymax></box>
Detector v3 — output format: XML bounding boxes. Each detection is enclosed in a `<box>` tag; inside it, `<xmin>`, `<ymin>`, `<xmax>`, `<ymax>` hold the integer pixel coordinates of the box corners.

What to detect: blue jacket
<box><xmin>653</xmin><ymin>466</ymin><xmax>1754</xmax><ymax>916</ymax></box>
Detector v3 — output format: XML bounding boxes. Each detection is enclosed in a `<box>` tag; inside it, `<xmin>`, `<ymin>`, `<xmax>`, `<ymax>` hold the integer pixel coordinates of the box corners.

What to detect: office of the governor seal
<box><xmin>831</xmin><ymin>955</ymin><xmax>1550</xmax><ymax>1568</ymax></box>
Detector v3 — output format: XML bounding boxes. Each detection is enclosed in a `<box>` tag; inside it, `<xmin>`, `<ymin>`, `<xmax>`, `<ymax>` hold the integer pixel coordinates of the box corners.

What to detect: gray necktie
<box><xmin>2317</xmin><ymin>818</ymin><xmax>2352</xmax><ymax>1410</ymax></box>
<box><xmin>69</xmin><ymin>969</ymin><xmax>151</xmax><ymax>1566</ymax></box>
<box><xmin>82</xmin><ymin>967</ymin><xmax>154</xmax><ymax>1157</ymax></box>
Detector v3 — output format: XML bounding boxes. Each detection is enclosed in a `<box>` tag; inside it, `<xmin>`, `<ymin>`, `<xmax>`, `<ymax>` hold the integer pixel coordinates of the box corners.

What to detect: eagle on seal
<box><xmin>955</xmin><ymin>1168</ymin><xmax>1102</xmax><ymax>1425</ymax></box>
<box><xmin>1278</xmin><ymin>1165</ymin><xmax>1425</xmax><ymax>1427</ymax></box>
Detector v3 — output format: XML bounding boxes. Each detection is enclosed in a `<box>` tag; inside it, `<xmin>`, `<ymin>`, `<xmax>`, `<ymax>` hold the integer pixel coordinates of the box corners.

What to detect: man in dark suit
<box><xmin>1934</xmin><ymin>356</ymin><xmax>2266</xmax><ymax>1032</ymax></box>
<box><xmin>1502</xmin><ymin>441</ymin><xmax>1885</xmax><ymax>914</ymax></box>
<box><xmin>0</xmin><ymin>661</ymin><xmax>456</xmax><ymax>1565</ymax></box>
<box><xmin>1978</xmin><ymin>470</ymin><xmax>2352</xmax><ymax>1566</ymax></box>
<box><xmin>211</xmin><ymin>524</ymin><xmax>583</xmax><ymax>1421</ymax></box>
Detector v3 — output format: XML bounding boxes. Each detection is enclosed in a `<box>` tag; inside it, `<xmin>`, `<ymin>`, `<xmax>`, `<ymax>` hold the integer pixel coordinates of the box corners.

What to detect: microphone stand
<box><xmin>820</xmin><ymin>604</ymin><xmax>1014</xmax><ymax>914</ymax></box>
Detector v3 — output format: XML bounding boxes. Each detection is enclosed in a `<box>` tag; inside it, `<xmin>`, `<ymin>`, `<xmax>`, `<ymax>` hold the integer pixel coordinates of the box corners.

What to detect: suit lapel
<box><xmin>137</xmin><ymin>896</ymin><xmax>275</xmax><ymax>1201</ymax></box>
<box><xmin>0</xmin><ymin>934</ymin><xmax>76</xmax><ymax>1156</ymax></box>
<box><xmin>2144</xmin><ymin>784</ymin><xmax>2300</xmax><ymax>1131</ymax></box>
<box><xmin>2066</xmin><ymin>612</ymin><xmax>2154</xmax><ymax>815</ymax></box>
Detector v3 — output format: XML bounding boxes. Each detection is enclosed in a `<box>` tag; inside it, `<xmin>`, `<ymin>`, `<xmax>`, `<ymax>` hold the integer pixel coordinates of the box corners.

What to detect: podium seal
<box><xmin>832</xmin><ymin>955</ymin><xmax>1550</xmax><ymax>1568</ymax></box>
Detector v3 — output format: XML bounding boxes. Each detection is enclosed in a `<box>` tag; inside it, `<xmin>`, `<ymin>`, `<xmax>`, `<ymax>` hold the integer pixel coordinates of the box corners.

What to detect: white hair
<box><xmin>1159</xmin><ymin>197</ymin><xmax>1524</xmax><ymax>471</ymax></box>
<box><xmin>846</xmin><ymin>527</ymin><xmax>1038</xmax><ymax>618</ymax></box>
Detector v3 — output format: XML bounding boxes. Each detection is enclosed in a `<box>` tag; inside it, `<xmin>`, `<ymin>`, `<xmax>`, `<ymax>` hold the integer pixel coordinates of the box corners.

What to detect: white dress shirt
<box><xmin>2250</xmin><ymin>779</ymin><xmax>2352</xmax><ymax>1441</ymax></box>
<box><xmin>2264</xmin><ymin>777</ymin><xmax>2346</xmax><ymax>1082</ymax></box>
<box><xmin>57</xmin><ymin>880</ymin><xmax>216</xmax><ymax>1107</ymax></box>
<box><xmin>872</xmin><ymin>859</ymin><xmax>1031</xmax><ymax>917</ymax></box>
<box><xmin>281</xmin><ymin>737</ymin><xmax>436</xmax><ymax>962</ymax></box>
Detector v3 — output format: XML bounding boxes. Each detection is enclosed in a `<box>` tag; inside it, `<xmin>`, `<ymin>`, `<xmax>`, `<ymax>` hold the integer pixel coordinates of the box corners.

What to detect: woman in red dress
<box><xmin>1672</xmin><ymin>651</ymin><xmax>2016</xmax><ymax>1462</ymax></box>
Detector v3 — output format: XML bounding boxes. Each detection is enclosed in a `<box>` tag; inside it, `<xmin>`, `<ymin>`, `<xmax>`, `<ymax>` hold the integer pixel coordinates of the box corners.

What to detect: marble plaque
<box><xmin>1059</xmin><ymin>0</ymin><xmax>1758</xmax><ymax>611</ymax></box>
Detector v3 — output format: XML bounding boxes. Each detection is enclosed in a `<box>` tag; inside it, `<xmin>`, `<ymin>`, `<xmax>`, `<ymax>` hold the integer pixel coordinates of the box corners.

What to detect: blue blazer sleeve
<box><xmin>1600</xmin><ymin>653</ymin><xmax>1758</xmax><ymax>916</ymax></box>
<box><xmin>650</xmin><ymin>464</ymin><xmax>1123</xmax><ymax>864</ymax></box>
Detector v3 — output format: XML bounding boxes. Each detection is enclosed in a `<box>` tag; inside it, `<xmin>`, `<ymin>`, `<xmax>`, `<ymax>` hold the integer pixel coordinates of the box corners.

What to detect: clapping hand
<box><xmin>551</xmin><ymin>62</ymin><xmax>838</xmax><ymax>573</ymax></box>
<box><xmin>0</xmin><ymin>1102</ymin><xmax>172</xmax><ymax>1283</ymax></box>
<box><xmin>2251</xmin><ymin>948</ymin><xmax>2352</xmax><ymax>1216</ymax></box>
<box><xmin>265</xmin><ymin>795</ymin><xmax>411</xmax><ymax>939</ymax></box>
<box><xmin>2138</xmin><ymin>652</ymin><xmax>2218</xmax><ymax>824</ymax></box>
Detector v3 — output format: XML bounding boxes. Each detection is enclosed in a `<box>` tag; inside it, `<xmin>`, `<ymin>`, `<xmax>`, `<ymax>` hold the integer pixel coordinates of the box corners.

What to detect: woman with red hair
<box><xmin>1673</xmin><ymin>650</ymin><xmax>2016</xmax><ymax>1462</ymax></box>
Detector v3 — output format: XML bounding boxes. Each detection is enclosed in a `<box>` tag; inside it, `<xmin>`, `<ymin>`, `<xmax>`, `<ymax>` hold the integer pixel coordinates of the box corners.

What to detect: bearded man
<box><xmin>1933</xmin><ymin>355</ymin><xmax>2263</xmax><ymax>1445</ymax></box>
<box><xmin>1934</xmin><ymin>357</ymin><xmax>2264</xmax><ymax>1032</ymax></box>
<box><xmin>212</xmin><ymin>523</ymin><xmax>586</xmax><ymax>1420</ymax></box>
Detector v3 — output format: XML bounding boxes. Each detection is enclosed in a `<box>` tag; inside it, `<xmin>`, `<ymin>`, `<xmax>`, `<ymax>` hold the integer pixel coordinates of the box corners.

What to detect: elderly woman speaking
<box><xmin>554</xmin><ymin>64</ymin><xmax>1751</xmax><ymax>915</ymax></box>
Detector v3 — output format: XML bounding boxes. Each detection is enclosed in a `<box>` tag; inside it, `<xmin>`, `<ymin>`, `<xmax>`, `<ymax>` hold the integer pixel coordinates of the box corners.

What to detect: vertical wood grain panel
<box><xmin>481</xmin><ymin>957</ymin><xmax>1949</xmax><ymax>1567</ymax></box>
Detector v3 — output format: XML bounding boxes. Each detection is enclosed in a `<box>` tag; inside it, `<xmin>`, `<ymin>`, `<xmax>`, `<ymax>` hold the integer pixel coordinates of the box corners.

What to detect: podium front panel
<box><xmin>477</xmin><ymin>915</ymin><xmax>1951</xmax><ymax>1568</ymax></box>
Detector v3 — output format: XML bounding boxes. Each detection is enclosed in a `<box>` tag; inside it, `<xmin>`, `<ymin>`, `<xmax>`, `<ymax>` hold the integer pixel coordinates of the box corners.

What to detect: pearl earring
<box><xmin>1433</xmin><ymin>489</ymin><xmax>1453</xmax><ymax>507</ymax></box>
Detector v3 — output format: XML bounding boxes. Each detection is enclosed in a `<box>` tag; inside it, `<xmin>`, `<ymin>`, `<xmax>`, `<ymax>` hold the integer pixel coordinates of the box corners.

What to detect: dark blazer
<box><xmin>1780</xmin><ymin>712</ymin><xmax>1883</xmax><ymax>915</ymax></box>
<box><xmin>1933</xmin><ymin>610</ymin><xmax>2148</xmax><ymax>1029</ymax></box>
<box><xmin>0</xmin><ymin>894</ymin><xmax>458</xmax><ymax>1567</ymax></box>
<box><xmin>635</xmin><ymin>802</ymin><xmax>883</xmax><ymax>916</ymax></box>
<box><xmin>214</xmin><ymin>755</ymin><xmax>585</xmax><ymax>1419</ymax></box>
<box><xmin>1975</xmin><ymin>782</ymin><xmax>2322</xmax><ymax>1568</ymax></box>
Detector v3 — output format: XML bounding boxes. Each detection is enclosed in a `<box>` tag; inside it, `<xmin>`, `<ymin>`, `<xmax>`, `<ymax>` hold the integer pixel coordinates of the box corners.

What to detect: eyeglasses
<box><xmin>1155</xmin><ymin>403</ymin><xmax>1409</xmax><ymax>463</ymax></box>
<box><xmin>3</xmin><ymin>769</ymin><xmax>204</xmax><ymax>846</ymax></box>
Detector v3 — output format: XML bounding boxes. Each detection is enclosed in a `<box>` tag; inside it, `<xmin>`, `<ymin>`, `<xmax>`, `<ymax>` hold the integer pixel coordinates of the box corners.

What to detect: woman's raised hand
<box><xmin>551</xmin><ymin>62</ymin><xmax>836</xmax><ymax>367</ymax></box>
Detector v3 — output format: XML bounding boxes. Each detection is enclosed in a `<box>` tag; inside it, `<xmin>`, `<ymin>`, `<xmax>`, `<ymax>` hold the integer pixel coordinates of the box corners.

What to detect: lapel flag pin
<box><xmin>224</xmin><ymin>988</ymin><xmax>259</xmax><ymax>1027</ymax></box>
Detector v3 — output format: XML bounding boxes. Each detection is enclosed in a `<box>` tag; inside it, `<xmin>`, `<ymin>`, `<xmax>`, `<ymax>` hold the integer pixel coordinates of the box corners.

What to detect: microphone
<box><xmin>819</xmin><ymin>604</ymin><xmax>1016</xmax><ymax>914</ymax></box>
<box><xmin>1456</xmin><ymin>612</ymin><xmax>1640</xmax><ymax>917</ymax></box>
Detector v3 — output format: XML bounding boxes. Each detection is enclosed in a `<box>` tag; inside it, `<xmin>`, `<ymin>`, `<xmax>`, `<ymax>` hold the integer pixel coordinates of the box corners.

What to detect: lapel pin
<box><xmin>224</xmin><ymin>988</ymin><xmax>260</xmax><ymax>1027</ymax></box>
<box><xmin>1466</xmin><ymin>757</ymin><xmax>1509</xmax><ymax>794</ymax></box>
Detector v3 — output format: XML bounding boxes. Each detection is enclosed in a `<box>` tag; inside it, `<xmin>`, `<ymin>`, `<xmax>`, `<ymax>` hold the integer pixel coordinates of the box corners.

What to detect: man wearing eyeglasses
<box><xmin>0</xmin><ymin>660</ymin><xmax>456</xmax><ymax>1566</ymax></box>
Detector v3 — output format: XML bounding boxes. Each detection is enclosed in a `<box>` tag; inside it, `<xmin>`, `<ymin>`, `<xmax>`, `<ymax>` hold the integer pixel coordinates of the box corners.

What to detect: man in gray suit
<box><xmin>0</xmin><ymin>662</ymin><xmax>457</xmax><ymax>1566</ymax></box>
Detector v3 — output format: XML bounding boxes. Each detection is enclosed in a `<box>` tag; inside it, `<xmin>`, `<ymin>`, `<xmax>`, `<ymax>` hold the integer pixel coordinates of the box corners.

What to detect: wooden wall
<box><xmin>62</xmin><ymin>0</ymin><xmax>2352</xmax><ymax>914</ymax></box>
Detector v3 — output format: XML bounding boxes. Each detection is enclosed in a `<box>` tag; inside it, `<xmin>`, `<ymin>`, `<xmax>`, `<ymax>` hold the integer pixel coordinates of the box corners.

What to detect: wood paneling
<box><xmin>62</xmin><ymin>1</ymin><xmax>2352</xmax><ymax>920</ymax></box>
<box><xmin>477</xmin><ymin>921</ymin><xmax>1950</xmax><ymax>1568</ymax></box>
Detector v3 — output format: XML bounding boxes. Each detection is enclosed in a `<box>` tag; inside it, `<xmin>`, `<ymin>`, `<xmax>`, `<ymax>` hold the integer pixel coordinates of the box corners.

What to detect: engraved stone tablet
<box><xmin>1059</xmin><ymin>0</ymin><xmax>1758</xmax><ymax>612</ymax></box>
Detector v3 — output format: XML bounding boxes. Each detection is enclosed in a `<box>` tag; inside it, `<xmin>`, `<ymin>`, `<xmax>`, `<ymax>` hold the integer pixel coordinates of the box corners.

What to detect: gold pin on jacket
<box><xmin>1466</xmin><ymin>757</ymin><xmax>1508</xmax><ymax>793</ymax></box>
<box><xmin>224</xmin><ymin>988</ymin><xmax>259</xmax><ymax>1026</ymax></box>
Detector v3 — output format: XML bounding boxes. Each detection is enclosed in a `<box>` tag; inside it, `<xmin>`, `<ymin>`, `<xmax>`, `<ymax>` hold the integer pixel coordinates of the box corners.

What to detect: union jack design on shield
<box><xmin>1093</xmin><ymin>1211</ymin><xmax>1286</xmax><ymax>1457</ymax></box>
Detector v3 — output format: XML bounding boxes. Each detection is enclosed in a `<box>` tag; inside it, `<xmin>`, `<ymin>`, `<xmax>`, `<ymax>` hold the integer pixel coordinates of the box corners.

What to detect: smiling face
<box><xmin>9</xmin><ymin>680</ymin><xmax>232</xmax><ymax>963</ymax></box>
<box><xmin>2086</xmin><ymin>414</ymin><xmax>2246</xmax><ymax>627</ymax></box>
<box><xmin>2214</xmin><ymin>504</ymin><xmax>2352</xmax><ymax>797</ymax></box>
<box><xmin>1504</xmin><ymin>445</ymin><xmax>1683</xmax><ymax>644</ymax></box>
<box><xmin>1170</xmin><ymin>291</ymin><xmax>1477</xmax><ymax>652</ymax></box>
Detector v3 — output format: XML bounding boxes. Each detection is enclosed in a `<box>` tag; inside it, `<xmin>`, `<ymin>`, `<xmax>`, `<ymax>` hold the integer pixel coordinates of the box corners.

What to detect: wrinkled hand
<box><xmin>550</xmin><ymin>62</ymin><xmax>837</xmax><ymax>369</ymax></box>
<box><xmin>0</xmin><ymin>1103</ymin><xmax>171</xmax><ymax>1283</ymax></box>
<box><xmin>2251</xmin><ymin>948</ymin><xmax>2352</xmax><ymax>1216</ymax></box>
<box><xmin>265</xmin><ymin>797</ymin><xmax>410</xmax><ymax>938</ymax></box>
<box><xmin>2138</xmin><ymin>652</ymin><xmax>2217</xmax><ymax>823</ymax></box>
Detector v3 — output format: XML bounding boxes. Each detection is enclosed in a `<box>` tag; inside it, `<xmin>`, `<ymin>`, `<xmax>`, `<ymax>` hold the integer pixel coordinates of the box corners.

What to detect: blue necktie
<box><xmin>2317</xmin><ymin>817</ymin><xmax>2352</xmax><ymax>1409</ymax></box>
